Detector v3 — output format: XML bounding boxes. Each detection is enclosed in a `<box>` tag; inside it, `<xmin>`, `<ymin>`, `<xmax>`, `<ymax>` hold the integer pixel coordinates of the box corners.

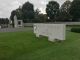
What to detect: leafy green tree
<box><xmin>34</xmin><ymin>9</ymin><xmax>47</xmax><ymax>23</ymax></box>
<box><xmin>10</xmin><ymin>6</ymin><xmax>22</xmax><ymax>21</ymax></box>
<box><xmin>38</xmin><ymin>14</ymin><xmax>47</xmax><ymax>23</ymax></box>
<box><xmin>69</xmin><ymin>0</ymin><xmax>80</xmax><ymax>21</ymax></box>
<box><xmin>22</xmin><ymin>2</ymin><xmax>35</xmax><ymax>23</ymax></box>
<box><xmin>46</xmin><ymin>1</ymin><xmax>59</xmax><ymax>21</ymax></box>
<box><xmin>16</xmin><ymin>6</ymin><xmax>23</xmax><ymax>20</ymax></box>
<box><xmin>34</xmin><ymin>8</ymin><xmax>41</xmax><ymax>22</ymax></box>
<box><xmin>35</xmin><ymin>14</ymin><xmax>47</xmax><ymax>23</ymax></box>
<box><xmin>10</xmin><ymin>10</ymin><xmax>16</xmax><ymax>27</ymax></box>
<box><xmin>35</xmin><ymin>8</ymin><xmax>40</xmax><ymax>15</ymax></box>
<box><xmin>61</xmin><ymin>0</ymin><xmax>71</xmax><ymax>14</ymax></box>
<box><xmin>60</xmin><ymin>0</ymin><xmax>72</xmax><ymax>21</ymax></box>
<box><xmin>10</xmin><ymin>10</ymin><xmax>16</xmax><ymax>21</ymax></box>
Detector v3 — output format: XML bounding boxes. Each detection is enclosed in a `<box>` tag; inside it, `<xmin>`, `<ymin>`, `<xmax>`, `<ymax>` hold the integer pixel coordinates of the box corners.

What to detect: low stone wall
<box><xmin>23</xmin><ymin>23</ymin><xmax>33</xmax><ymax>27</ymax></box>
<box><xmin>34</xmin><ymin>24</ymin><xmax>66</xmax><ymax>42</ymax></box>
<box><xmin>23</xmin><ymin>22</ymin><xmax>80</xmax><ymax>27</ymax></box>
<box><xmin>53</xmin><ymin>22</ymin><xmax>80</xmax><ymax>25</ymax></box>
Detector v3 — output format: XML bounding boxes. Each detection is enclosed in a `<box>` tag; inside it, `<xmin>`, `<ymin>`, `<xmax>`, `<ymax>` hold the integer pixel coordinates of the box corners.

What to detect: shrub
<box><xmin>71</xmin><ymin>28</ymin><xmax>80</xmax><ymax>33</ymax></box>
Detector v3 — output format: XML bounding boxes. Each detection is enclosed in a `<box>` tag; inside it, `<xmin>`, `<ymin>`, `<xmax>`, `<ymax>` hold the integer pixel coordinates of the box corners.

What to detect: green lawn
<box><xmin>0</xmin><ymin>30</ymin><xmax>80</xmax><ymax>60</ymax></box>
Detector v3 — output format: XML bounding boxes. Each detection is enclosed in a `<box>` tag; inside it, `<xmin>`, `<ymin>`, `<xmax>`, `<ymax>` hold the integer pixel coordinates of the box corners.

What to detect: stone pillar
<box><xmin>14</xmin><ymin>15</ymin><xmax>18</xmax><ymax>28</ymax></box>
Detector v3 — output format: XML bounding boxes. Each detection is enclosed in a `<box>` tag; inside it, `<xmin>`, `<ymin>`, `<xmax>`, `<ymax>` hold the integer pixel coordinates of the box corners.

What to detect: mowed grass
<box><xmin>0</xmin><ymin>30</ymin><xmax>80</xmax><ymax>60</ymax></box>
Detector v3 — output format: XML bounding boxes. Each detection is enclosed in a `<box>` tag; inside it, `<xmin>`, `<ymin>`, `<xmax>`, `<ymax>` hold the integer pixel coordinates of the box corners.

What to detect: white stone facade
<box><xmin>14</xmin><ymin>15</ymin><xmax>23</xmax><ymax>28</ymax></box>
<box><xmin>34</xmin><ymin>24</ymin><xmax>66</xmax><ymax>42</ymax></box>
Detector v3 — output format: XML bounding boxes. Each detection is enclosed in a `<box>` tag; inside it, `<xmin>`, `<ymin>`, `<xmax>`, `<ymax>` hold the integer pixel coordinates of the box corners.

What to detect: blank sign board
<box><xmin>33</xmin><ymin>24</ymin><xmax>66</xmax><ymax>42</ymax></box>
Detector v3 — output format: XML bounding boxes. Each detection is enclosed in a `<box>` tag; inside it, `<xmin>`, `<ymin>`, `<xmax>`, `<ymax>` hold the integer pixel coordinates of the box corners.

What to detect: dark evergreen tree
<box><xmin>69</xmin><ymin>0</ymin><xmax>80</xmax><ymax>21</ymax></box>
<box><xmin>22</xmin><ymin>2</ymin><xmax>35</xmax><ymax>23</ymax></box>
<box><xmin>46</xmin><ymin>1</ymin><xmax>59</xmax><ymax>22</ymax></box>
<box><xmin>60</xmin><ymin>0</ymin><xmax>72</xmax><ymax>21</ymax></box>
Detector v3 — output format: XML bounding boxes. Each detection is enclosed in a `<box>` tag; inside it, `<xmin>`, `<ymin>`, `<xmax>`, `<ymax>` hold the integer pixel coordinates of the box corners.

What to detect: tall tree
<box><xmin>60</xmin><ymin>0</ymin><xmax>72</xmax><ymax>21</ymax></box>
<box><xmin>10</xmin><ymin>10</ymin><xmax>16</xmax><ymax>21</ymax></box>
<box><xmin>46</xmin><ymin>1</ymin><xmax>59</xmax><ymax>21</ymax></box>
<box><xmin>61</xmin><ymin>0</ymin><xmax>71</xmax><ymax>14</ymax></box>
<box><xmin>10</xmin><ymin>6</ymin><xmax>23</xmax><ymax>21</ymax></box>
<box><xmin>16</xmin><ymin>6</ymin><xmax>23</xmax><ymax>20</ymax></box>
<box><xmin>35</xmin><ymin>8</ymin><xmax>40</xmax><ymax>15</ymax></box>
<box><xmin>34</xmin><ymin>9</ymin><xmax>47</xmax><ymax>23</ymax></box>
<box><xmin>22</xmin><ymin>2</ymin><xmax>35</xmax><ymax>23</ymax></box>
<box><xmin>69</xmin><ymin>0</ymin><xmax>80</xmax><ymax>21</ymax></box>
<box><xmin>34</xmin><ymin>8</ymin><xmax>40</xmax><ymax>22</ymax></box>
<box><xmin>10</xmin><ymin>10</ymin><xmax>16</xmax><ymax>27</ymax></box>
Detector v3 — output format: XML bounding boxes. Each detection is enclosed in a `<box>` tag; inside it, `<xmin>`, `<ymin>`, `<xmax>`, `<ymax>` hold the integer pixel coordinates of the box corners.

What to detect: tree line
<box><xmin>0</xmin><ymin>18</ymin><xmax>9</xmax><ymax>24</ymax></box>
<box><xmin>10</xmin><ymin>0</ymin><xmax>80</xmax><ymax>23</ymax></box>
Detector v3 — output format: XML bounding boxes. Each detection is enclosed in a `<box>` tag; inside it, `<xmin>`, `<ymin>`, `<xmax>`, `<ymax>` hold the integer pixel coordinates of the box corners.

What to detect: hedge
<box><xmin>71</xmin><ymin>28</ymin><xmax>80</xmax><ymax>33</ymax></box>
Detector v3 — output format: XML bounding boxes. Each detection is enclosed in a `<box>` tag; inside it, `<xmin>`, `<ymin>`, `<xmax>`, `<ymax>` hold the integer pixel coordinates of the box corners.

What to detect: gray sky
<box><xmin>0</xmin><ymin>0</ymin><xmax>73</xmax><ymax>18</ymax></box>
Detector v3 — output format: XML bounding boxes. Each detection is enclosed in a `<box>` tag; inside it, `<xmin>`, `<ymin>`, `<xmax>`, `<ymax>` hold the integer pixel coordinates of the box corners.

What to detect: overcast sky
<box><xmin>0</xmin><ymin>0</ymin><xmax>73</xmax><ymax>18</ymax></box>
